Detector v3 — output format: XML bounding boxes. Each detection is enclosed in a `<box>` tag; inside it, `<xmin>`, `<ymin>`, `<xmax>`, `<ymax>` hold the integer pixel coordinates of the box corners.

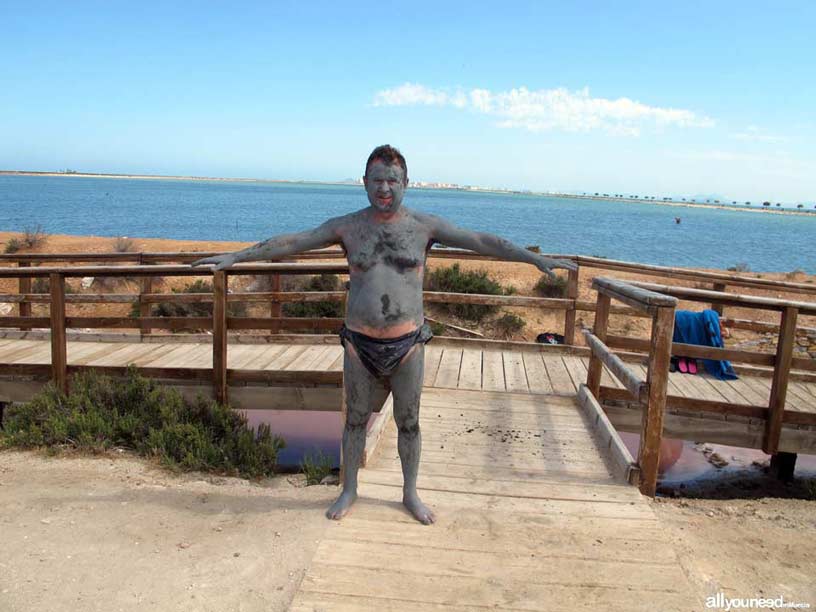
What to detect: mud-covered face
<box><xmin>364</xmin><ymin>160</ymin><xmax>407</xmax><ymax>214</ymax></box>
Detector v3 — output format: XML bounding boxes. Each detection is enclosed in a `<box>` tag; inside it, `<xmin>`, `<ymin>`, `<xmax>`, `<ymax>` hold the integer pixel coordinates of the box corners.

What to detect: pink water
<box><xmin>619</xmin><ymin>432</ymin><xmax>816</xmax><ymax>483</ymax></box>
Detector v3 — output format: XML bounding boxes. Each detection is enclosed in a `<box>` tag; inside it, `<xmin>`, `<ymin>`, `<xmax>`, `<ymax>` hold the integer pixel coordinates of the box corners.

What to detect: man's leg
<box><xmin>390</xmin><ymin>344</ymin><xmax>436</xmax><ymax>525</ymax></box>
<box><xmin>326</xmin><ymin>344</ymin><xmax>389</xmax><ymax>520</ymax></box>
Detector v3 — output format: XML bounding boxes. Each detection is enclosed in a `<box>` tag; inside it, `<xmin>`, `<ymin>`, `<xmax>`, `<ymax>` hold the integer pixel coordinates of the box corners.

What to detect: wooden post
<box><xmin>563</xmin><ymin>266</ymin><xmax>580</xmax><ymax>345</ymax></box>
<box><xmin>49</xmin><ymin>272</ymin><xmax>68</xmax><ymax>394</ymax></box>
<box><xmin>712</xmin><ymin>282</ymin><xmax>726</xmax><ymax>316</ymax></box>
<box><xmin>138</xmin><ymin>255</ymin><xmax>153</xmax><ymax>336</ymax></box>
<box><xmin>212</xmin><ymin>271</ymin><xmax>228</xmax><ymax>404</ymax></box>
<box><xmin>18</xmin><ymin>262</ymin><xmax>31</xmax><ymax>330</ymax></box>
<box><xmin>763</xmin><ymin>306</ymin><xmax>798</xmax><ymax>454</ymax></box>
<box><xmin>638</xmin><ymin>305</ymin><xmax>675</xmax><ymax>497</ymax></box>
<box><xmin>586</xmin><ymin>292</ymin><xmax>611</xmax><ymax>398</ymax></box>
<box><xmin>269</xmin><ymin>273</ymin><xmax>282</xmax><ymax>320</ymax></box>
<box><xmin>769</xmin><ymin>452</ymin><xmax>797</xmax><ymax>482</ymax></box>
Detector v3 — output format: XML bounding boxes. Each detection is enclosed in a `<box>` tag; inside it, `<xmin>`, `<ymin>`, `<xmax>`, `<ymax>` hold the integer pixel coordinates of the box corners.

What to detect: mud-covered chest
<box><xmin>344</xmin><ymin>225</ymin><xmax>430</xmax><ymax>273</ymax></box>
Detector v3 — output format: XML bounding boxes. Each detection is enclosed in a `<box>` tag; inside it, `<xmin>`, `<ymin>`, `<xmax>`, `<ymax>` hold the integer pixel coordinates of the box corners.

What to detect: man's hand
<box><xmin>190</xmin><ymin>253</ymin><xmax>238</xmax><ymax>271</ymax></box>
<box><xmin>536</xmin><ymin>256</ymin><xmax>577</xmax><ymax>280</ymax></box>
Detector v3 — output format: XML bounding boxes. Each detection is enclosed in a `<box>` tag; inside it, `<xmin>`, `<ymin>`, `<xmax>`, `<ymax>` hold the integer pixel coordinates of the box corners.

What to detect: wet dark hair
<box><xmin>364</xmin><ymin>144</ymin><xmax>407</xmax><ymax>181</ymax></box>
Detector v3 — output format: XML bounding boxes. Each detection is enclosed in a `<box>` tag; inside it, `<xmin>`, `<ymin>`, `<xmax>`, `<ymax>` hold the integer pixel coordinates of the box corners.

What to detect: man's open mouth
<box><xmin>377</xmin><ymin>197</ymin><xmax>393</xmax><ymax>205</ymax></box>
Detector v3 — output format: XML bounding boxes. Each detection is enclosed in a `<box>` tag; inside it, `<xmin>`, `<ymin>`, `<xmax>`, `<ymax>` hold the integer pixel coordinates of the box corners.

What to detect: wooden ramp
<box><xmin>289</xmin><ymin>388</ymin><xmax>700</xmax><ymax>611</ymax></box>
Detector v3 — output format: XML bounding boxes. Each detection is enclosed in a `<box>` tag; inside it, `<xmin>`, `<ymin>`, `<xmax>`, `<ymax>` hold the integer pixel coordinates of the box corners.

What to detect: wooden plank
<box><xmin>434</xmin><ymin>348</ymin><xmax>463</xmax><ymax>388</ymax></box>
<box><xmin>502</xmin><ymin>351</ymin><xmax>528</xmax><ymax>393</ymax></box>
<box><xmin>84</xmin><ymin>343</ymin><xmax>159</xmax><ymax>367</ymax></box>
<box><xmin>127</xmin><ymin>343</ymin><xmax>187</xmax><ymax>367</ymax></box>
<box><xmin>480</xmin><ymin>350</ymin><xmax>505</xmax><ymax>391</ymax></box>
<box><xmin>295</xmin><ymin>565</ymin><xmax>691</xmax><ymax>612</ymax></box>
<box><xmin>312</xmin><ymin>345</ymin><xmax>344</xmax><ymax>371</ymax></box>
<box><xmin>7</xmin><ymin>341</ymin><xmax>52</xmax><ymax>364</ymax></box>
<box><xmin>360</xmin><ymin>469</ymin><xmax>641</xmax><ymax>504</ymax></box>
<box><xmin>422</xmin><ymin>344</ymin><xmax>443</xmax><ymax>387</ymax></box>
<box><xmin>456</xmin><ymin>348</ymin><xmax>482</xmax><ymax>390</ymax></box>
<box><xmin>628</xmin><ymin>280</ymin><xmax>816</xmax><ymax>316</ymax></box>
<box><xmin>522</xmin><ymin>352</ymin><xmax>553</xmax><ymax>394</ymax></box>
<box><xmin>138</xmin><ymin>343</ymin><xmax>200</xmax><ymax>368</ymax></box>
<box><xmin>583</xmin><ymin>331</ymin><xmax>644</xmax><ymax>400</ymax></box>
<box><xmin>592</xmin><ymin>277</ymin><xmax>678</xmax><ymax>308</ymax></box>
<box><xmin>765</xmin><ymin>306</ymin><xmax>798</xmax><ymax>453</ymax></box>
<box><xmin>49</xmin><ymin>273</ymin><xmax>67</xmax><ymax>393</ymax></box>
<box><xmin>239</xmin><ymin>344</ymin><xmax>287</xmax><ymax>370</ymax></box>
<box><xmin>542</xmin><ymin>355</ymin><xmax>575</xmax><ymax>394</ymax></box>
<box><xmin>606</xmin><ymin>334</ymin><xmax>776</xmax><ymax>366</ymax></box>
<box><xmin>263</xmin><ymin>345</ymin><xmax>309</xmax><ymax>370</ymax></box>
<box><xmin>284</xmin><ymin>345</ymin><xmax>332</xmax><ymax>370</ymax></box>
<box><xmin>561</xmin><ymin>355</ymin><xmax>589</xmax><ymax>392</ymax></box>
<box><xmin>576</xmin><ymin>385</ymin><xmax>639</xmax><ymax>485</ymax></box>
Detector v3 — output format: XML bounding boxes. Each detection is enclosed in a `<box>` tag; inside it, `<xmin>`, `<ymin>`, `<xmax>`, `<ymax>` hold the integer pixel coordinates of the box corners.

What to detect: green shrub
<box><xmin>495</xmin><ymin>312</ymin><xmax>525</xmax><ymax>337</ymax></box>
<box><xmin>425</xmin><ymin>264</ymin><xmax>508</xmax><ymax>322</ymax></box>
<box><xmin>300</xmin><ymin>449</ymin><xmax>334</xmax><ymax>485</ymax></box>
<box><xmin>113</xmin><ymin>236</ymin><xmax>136</xmax><ymax>253</ymax></box>
<box><xmin>22</xmin><ymin>225</ymin><xmax>47</xmax><ymax>249</ymax></box>
<box><xmin>4</xmin><ymin>237</ymin><xmax>21</xmax><ymax>254</ymax></box>
<box><xmin>145</xmin><ymin>279</ymin><xmax>246</xmax><ymax>318</ymax></box>
<box><xmin>282</xmin><ymin>274</ymin><xmax>343</xmax><ymax>318</ymax></box>
<box><xmin>428</xmin><ymin>321</ymin><xmax>447</xmax><ymax>336</ymax></box>
<box><xmin>533</xmin><ymin>274</ymin><xmax>567</xmax><ymax>298</ymax></box>
<box><xmin>0</xmin><ymin>368</ymin><xmax>284</xmax><ymax>478</ymax></box>
<box><xmin>31</xmin><ymin>277</ymin><xmax>77</xmax><ymax>294</ymax></box>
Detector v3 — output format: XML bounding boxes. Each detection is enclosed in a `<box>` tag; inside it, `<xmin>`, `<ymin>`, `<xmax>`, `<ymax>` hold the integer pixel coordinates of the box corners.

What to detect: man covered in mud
<box><xmin>193</xmin><ymin>145</ymin><xmax>576</xmax><ymax>524</ymax></box>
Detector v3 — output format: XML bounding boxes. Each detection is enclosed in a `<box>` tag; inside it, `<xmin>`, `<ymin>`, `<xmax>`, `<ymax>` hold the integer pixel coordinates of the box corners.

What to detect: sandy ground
<box><xmin>653</xmin><ymin>496</ymin><xmax>816</xmax><ymax>607</ymax></box>
<box><xmin>0</xmin><ymin>450</ymin><xmax>337</xmax><ymax>612</ymax></box>
<box><xmin>1</xmin><ymin>450</ymin><xmax>814</xmax><ymax>611</ymax></box>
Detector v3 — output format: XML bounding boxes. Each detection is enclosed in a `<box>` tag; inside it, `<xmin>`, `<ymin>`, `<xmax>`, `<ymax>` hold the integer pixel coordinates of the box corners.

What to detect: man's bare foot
<box><xmin>326</xmin><ymin>490</ymin><xmax>357</xmax><ymax>520</ymax></box>
<box><xmin>403</xmin><ymin>492</ymin><xmax>436</xmax><ymax>525</ymax></box>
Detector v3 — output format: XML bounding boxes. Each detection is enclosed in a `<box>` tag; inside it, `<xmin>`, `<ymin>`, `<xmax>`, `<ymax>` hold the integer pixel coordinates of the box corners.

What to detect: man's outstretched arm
<box><xmin>426</xmin><ymin>214</ymin><xmax>576</xmax><ymax>278</ymax></box>
<box><xmin>191</xmin><ymin>218</ymin><xmax>342</xmax><ymax>270</ymax></box>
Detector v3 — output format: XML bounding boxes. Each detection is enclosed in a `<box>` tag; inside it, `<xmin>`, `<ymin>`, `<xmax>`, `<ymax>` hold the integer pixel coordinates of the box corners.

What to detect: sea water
<box><xmin>1</xmin><ymin>175</ymin><xmax>814</xmax><ymax>273</ymax></box>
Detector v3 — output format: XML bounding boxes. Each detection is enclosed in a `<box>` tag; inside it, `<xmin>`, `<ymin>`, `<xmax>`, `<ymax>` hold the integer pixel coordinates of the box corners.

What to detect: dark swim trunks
<box><xmin>339</xmin><ymin>323</ymin><xmax>434</xmax><ymax>379</ymax></box>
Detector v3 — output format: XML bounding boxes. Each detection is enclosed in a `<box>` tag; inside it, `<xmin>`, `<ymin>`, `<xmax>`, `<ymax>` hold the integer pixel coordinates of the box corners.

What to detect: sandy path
<box><xmin>0</xmin><ymin>450</ymin><xmax>337</xmax><ymax>612</ymax></box>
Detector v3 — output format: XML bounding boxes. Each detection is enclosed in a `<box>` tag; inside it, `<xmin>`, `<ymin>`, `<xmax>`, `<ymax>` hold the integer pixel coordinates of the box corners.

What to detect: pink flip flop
<box><xmin>678</xmin><ymin>357</ymin><xmax>688</xmax><ymax>373</ymax></box>
<box><xmin>687</xmin><ymin>359</ymin><xmax>698</xmax><ymax>375</ymax></box>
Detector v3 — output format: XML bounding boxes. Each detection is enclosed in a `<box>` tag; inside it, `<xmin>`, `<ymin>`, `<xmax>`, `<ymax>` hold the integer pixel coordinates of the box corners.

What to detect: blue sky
<box><xmin>2</xmin><ymin>1</ymin><xmax>814</xmax><ymax>202</ymax></box>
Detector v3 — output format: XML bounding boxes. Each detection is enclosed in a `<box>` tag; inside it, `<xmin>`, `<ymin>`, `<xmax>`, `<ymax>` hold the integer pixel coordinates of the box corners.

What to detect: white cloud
<box><xmin>372</xmin><ymin>82</ymin><xmax>714</xmax><ymax>136</ymax></box>
<box><xmin>730</xmin><ymin>125</ymin><xmax>788</xmax><ymax>143</ymax></box>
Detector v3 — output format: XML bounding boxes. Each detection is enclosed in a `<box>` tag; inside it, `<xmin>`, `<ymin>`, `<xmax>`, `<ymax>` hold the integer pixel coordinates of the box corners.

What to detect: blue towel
<box><xmin>672</xmin><ymin>309</ymin><xmax>738</xmax><ymax>380</ymax></box>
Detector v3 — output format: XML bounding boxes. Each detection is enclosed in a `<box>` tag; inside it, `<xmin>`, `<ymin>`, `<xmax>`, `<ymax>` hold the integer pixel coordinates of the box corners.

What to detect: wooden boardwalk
<box><xmin>290</xmin><ymin>387</ymin><xmax>699</xmax><ymax>611</ymax></box>
<box><xmin>0</xmin><ymin>338</ymin><xmax>814</xmax><ymax>414</ymax></box>
<box><xmin>0</xmin><ymin>339</ymin><xmax>816</xmax><ymax>414</ymax></box>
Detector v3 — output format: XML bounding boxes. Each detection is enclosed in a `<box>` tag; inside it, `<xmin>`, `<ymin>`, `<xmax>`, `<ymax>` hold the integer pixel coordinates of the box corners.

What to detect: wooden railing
<box><xmin>0</xmin><ymin>260</ymin><xmax>573</xmax><ymax>404</ymax></box>
<box><xmin>3</xmin><ymin>249</ymin><xmax>813</xmax><ymax>343</ymax></box>
<box><xmin>581</xmin><ymin>277</ymin><xmax>678</xmax><ymax>497</ymax></box>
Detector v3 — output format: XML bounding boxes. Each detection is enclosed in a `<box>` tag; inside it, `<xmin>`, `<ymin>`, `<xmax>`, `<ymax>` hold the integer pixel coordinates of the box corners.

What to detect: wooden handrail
<box><xmin>627</xmin><ymin>280</ymin><xmax>816</xmax><ymax>316</ymax></box>
<box><xmin>583</xmin><ymin>329</ymin><xmax>646</xmax><ymax>400</ymax></box>
<box><xmin>578</xmin><ymin>255</ymin><xmax>816</xmax><ymax>296</ymax></box>
<box><xmin>592</xmin><ymin>277</ymin><xmax>679</xmax><ymax>313</ymax></box>
<box><xmin>0</xmin><ymin>263</ymin><xmax>351</xmax><ymax>278</ymax></box>
<box><xmin>584</xmin><ymin>277</ymin><xmax>677</xmax><ymax>497</ymax></box>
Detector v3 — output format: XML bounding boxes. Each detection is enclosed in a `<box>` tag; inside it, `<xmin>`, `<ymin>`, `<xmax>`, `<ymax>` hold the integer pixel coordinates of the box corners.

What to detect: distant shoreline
<box><xmin>1</xmin><ymin>169</ymin><xmax>813</xmax><ymax>218</ymax></box>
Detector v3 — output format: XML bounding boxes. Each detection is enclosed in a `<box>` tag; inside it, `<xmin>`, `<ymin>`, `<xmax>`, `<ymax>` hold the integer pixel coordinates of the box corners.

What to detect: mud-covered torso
<box><xmin>339</xmin><ymin>209</ymin><xmax>433</xmax><ymax>337</ymax></box>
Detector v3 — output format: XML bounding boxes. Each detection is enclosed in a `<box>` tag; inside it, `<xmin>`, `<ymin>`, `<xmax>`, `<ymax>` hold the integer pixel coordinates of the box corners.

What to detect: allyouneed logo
<box><xmin>705</xmin><ymin>593</ymin><xmax>811</xmax><ymax>610</ymax></box>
